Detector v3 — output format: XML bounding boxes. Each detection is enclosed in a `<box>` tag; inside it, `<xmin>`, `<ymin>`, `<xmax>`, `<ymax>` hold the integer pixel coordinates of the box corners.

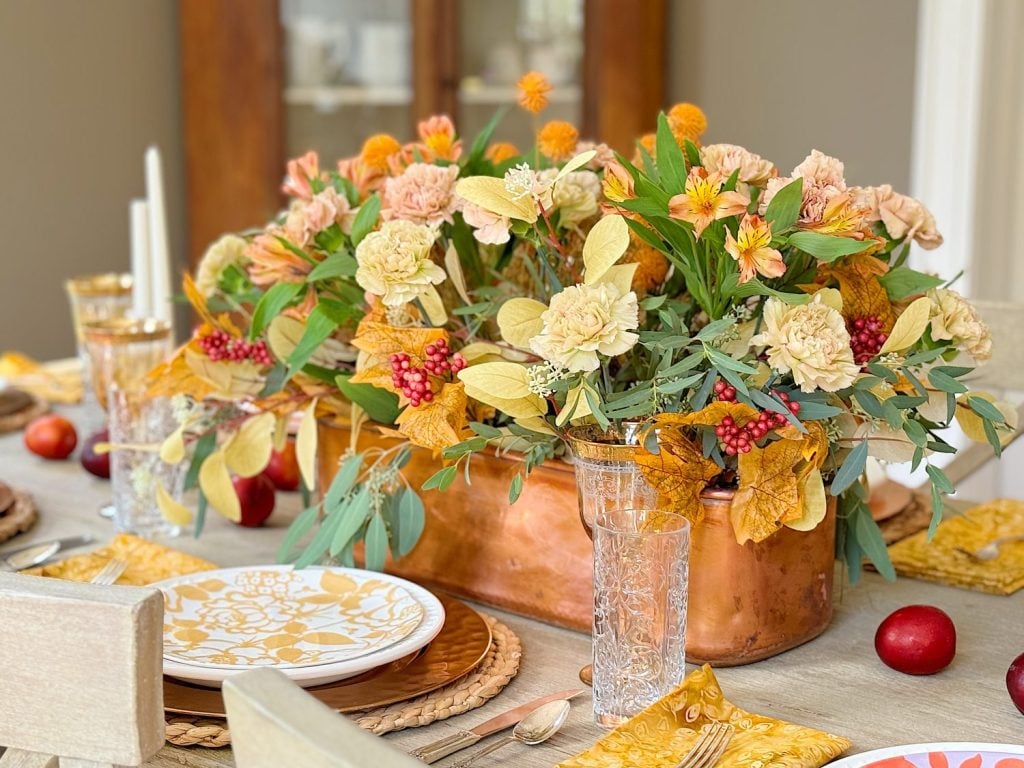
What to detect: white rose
<box><xmin>530</xmin><ymin>282</ymin><xmax>639</xmax><ymax>372</ymax></box>
<box><xmin>354</xmin><ymin>220</ymin><xmax>445</xmax><ymax>306</ymax></box>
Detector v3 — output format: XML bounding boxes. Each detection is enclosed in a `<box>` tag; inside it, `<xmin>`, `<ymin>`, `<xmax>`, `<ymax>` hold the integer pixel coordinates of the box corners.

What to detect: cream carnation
<box><xmin>751</xmin><ymin>295</ymin><xmax>859</xmax><ymax>392</ymax></box>
<box><xmin>700</xmin><ymin>143</ymin><xmax>776</xmax><ymax>186</ymax></box>
<box><xmin>928</xmin><ymin>288</ymin><xmax>992</xmax><ymax>361</ymax></box>
<box><xmin>529</xmin><ymin>282</ymin><xmax>639</xmax><ymax>372</ymax></box>
<box><xmin>196</xmin><ymin>234</ymin><xmax>249</xmax><ymax>297</ymax></box>
<box><xmin>382</xmin><ymin>163</ymin><xmax>460</xmax><ymax>226</ymax></box>
<box><xmin>354</xmin><ymin>220</ymin><xmax>445</xmax><ymax>306</ymax></box>
<box><xmin>550</xmin><ymin>170</ymin><xmax>601</xmax><ymax>226</ymax></box>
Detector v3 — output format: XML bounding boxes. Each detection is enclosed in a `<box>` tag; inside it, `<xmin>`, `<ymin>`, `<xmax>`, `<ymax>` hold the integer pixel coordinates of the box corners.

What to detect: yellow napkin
<box><xmin>558</xmin><ymin>665</ymin><xmax>850</xmax><ymax>768</ymax></box>
<box><xmin>888</xmin><ymin>498</ymin><xmax>1024</xmax><ymax>595</ymax></box>
<box><xmin>0</xmin><ymin>352</ymin><xmax>83</xmax><ymax>404</ymax></box>
<box><xmin>24</xmin><ymin>533</ymin><xmax>216</xmax><ymax>585</ymax></box>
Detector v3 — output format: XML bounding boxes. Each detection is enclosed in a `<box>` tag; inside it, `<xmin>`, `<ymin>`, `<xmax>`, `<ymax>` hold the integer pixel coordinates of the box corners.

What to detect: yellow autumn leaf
<box><xmin>224</xmin><ymin>412</ymin><xmax>276</xmax><ymax>478</ymax></box>
<box><xmin>273</xmin><ymin>413</ymin><xmax>290</xmax><ymax>452</ymax></box>
<box><xmin>395</xmin><ymin>382</ymin><xmax>468</xmax><ymax>452</ymax></box>
<box><xmin>296</xmin><ymin>398</ymin><xmax>319</xmax><ymax>492</ymax></box>
<box><xmin>582</xmin><ymin>214</ymin><xmax>630</xmax><ymax>284</ymax></box>
<box><xmin>184</xmin><ymin>348</ymin><xmax>265</xmax><ymax>398</ymax></box>
<box><xmin>350</xmin><ymin>315</ymin><xmax>447</xmax><ymax>361</ymax></box>
<box><xmin>635</xmin><ymin>430</ymin><xmax>720</xmax><ymax>525</ymax></box>
<box><xmin>880</xmin><ymin>296</ymin><xmax>932</xmax><ymax>354</ymax></box>
<box><xmin>199</xmin><ymin>449</ymin><xmax>240</xmax><ymax>522</ymax></box>
<box><xmin>822</xmin><ymin>254</ymin><xmax>895</xmax><ymax>331</ymax></box>
<box><xmin>731</xmin><ymin>437</ymin><xmax>805</xmax><ymax>544</ymax></box>
<box><xmin>653</xmin><ymin>402</ymin><xmax>760</xmax><ymax>429</ymax></box>
<box><xmin>514</xmin><ymin>415</ymin><xmax>559</xmax><ymax>437</ymax></box>
<box><xmin>555</xmin><ymin>381</ymin><xmax>594</xmax><ymax>427</ymax></box>
<box><xmin>815</xmin><ymin>287</ymin><xmax>844</xmax><ymax>313</ymax></box>
<box><xmin>159</xmin><ymin>425</ymin><xmax>186</xmax><ymax>464</ymax></box>
<box><xmin>267</xmin><ymin>315</ymin><xmax>305</xmax><ymax>361</ymax></box>
<box><xmin>457</xmin><ymin>362</ymin><xmax>532</xmax><ymax>399</ymax></box>
<box><xmin>553</xmin><ymin>150</ymin><xmax>597</xmax><ymax>183</ymax></box>
<box><xmin>455</xmin><ymin>176</ymin><xmax>538</xmax><ymax>223</ymax></box>
<box><xmin>496</xmin><ymin>298</ymin><xmax>547</xmax><ymax>349</ymax></box>
<box><xmin>418</xmin><ymin>284</ymin><xmax>448</xmax><ymax>326</ymax></box>
<box><xmin>155</xmin><ymin>479</ymin><xmax>193</xmax><ymax>526</ymax></box>
<box><xmin>444</xmin><ymin>244</ymin><xmax>471</xmax><ymax>305</ymax></box>
<box><xmin>596</xmin><ymin>263</ymin><xmax>639</xmax><ymax>295</ymax></box>
<box><xmin>459</xmin><ymin>341</ymin><xmax>511</xmax><ymax>363</ymax></box>
<box><xmin>955</xmin><ymin>391</ymin><xmax>1018</xmax><ymax>444</ymax></box>
<box><xmin>785</xmin><ymin>468</ymin><xmax>827</xmax><ymax>531</ymax></box>
<box><xmin>463</xmin><ymin>384</ymin><xmax>547</xmax><ymax>419</ymax></box>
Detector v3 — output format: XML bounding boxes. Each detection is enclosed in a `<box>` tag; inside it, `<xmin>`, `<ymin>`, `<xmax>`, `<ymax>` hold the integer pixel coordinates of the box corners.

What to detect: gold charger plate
<box><xmin>164</xmin><ymin>593</ymin><xmax>491</xmax><ymax>717</ymax></box>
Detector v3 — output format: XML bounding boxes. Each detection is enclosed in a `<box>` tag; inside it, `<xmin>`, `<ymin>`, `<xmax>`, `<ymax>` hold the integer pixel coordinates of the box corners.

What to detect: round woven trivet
<box><xmin>0</xmin><ymin>391</ymin><xmax>47</xmax><ymax>434</ymax></box>
<box><xmin>0</xmin><ymin>490</ymin><xmax>38</xmax><ymax>544</ymax></box>
<box><xmin>165</xmin><ymin>613</ymin><xmax>522</xmax><ymax>748</ymax></box>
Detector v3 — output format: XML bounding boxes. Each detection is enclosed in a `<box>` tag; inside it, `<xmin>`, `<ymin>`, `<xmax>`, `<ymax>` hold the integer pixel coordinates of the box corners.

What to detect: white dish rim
<box><xmin>828</xmin><ymin>742</ymin><xmax>1024</xmax><ymax>768</ymax></box>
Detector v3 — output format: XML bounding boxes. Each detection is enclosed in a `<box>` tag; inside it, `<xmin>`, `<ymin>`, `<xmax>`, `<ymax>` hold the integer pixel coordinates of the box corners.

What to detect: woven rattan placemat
<box><xmin>164</xmin><ymin>613</ymin><xmax>522</xmax><ymax>749</ymax></box>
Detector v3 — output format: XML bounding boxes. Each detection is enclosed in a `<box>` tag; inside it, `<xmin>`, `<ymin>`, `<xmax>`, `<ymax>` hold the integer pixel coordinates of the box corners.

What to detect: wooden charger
<box><xmin>0</xmin><ymin>573</ymin><xmax>164</xmax><ymax>767</ymax></box>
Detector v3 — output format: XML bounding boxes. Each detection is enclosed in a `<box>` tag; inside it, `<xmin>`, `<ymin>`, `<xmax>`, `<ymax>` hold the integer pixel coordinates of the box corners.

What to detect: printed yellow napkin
<box><xmin>0</xmin><ymin>352</ymin><xmax>83</xmax><ymax>404</ymax></box>
<box><xmin>24</xmin><ymin>533</ymin><xmax>216</xmax><ymax>585</ymax></box>
<box><xmin>888</xmin><ymin>498</ymin><xmax>1024</xmax><ymax>595</ymax></box>
<box><xmin>558</xmin><ymin>665</ymin><xmax>850</xmax><ymax>768</ymax></box>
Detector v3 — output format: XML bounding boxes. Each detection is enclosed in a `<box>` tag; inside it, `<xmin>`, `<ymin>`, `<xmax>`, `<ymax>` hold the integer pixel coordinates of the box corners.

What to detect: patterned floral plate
<box><xmin>828</xmin><ymin>743</ymin><xmax>1024</xmax><ymax>768</ymax></box>
<box><xmin>154</xmin><ymin>566</ymin><xmax>443</xmax><ymax>687</ymax></box>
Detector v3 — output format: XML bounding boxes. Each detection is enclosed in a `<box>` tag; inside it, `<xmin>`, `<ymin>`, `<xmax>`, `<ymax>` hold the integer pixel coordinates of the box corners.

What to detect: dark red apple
<box><xmin>263</xmin><ymin>441</ymin><xmax>300</xmax><ymax>491</ymax></box>
<box><xmin>232</xmin><ymin>474</ymin><xmax>276</xmax><ymax>528</ymax></box>
<box><xmin>1007</xmin><ymin>652</ymin><xmax>1024</xmax><ymax>715</ymax></box>
<box><xmin>875</xmin><ymin>604</ymin><xmax>956</xmax><ymax>675</ymax></box>
<box><xmin>24</xmin><ymin>415</ymin><xmax>77</xmax><ymax>460</ymax></box>
<box><xmin>80</xmin><ymin>428</ymin><xmax>110</xmax><ymax>479</ymax></box>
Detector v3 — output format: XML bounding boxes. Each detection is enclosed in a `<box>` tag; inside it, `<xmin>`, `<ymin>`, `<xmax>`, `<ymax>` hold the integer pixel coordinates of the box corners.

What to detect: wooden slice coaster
<box><xmin>0</xmin><ymin>389</ymin><xmax>47</xmax><ymax>434</ymax></box>
<box><xmin>0</xmin><ymin>489</ymin><xmax>38</xmax><ymax>544</ymax></box>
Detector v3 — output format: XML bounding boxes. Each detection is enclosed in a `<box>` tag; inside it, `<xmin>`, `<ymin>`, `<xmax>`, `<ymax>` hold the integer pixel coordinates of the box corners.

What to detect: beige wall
<box><xmin>668</xmin><ymin>0</ymin><xmax>918</xmax><ymax>191</ymax></box>
<box><xmin>0</xmin><ymin>0</ymin><xmax>184</xmax><ymax>360</ymax></box>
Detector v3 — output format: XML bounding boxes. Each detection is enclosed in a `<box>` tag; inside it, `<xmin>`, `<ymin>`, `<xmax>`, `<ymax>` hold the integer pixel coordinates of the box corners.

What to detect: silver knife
<box><xmin>409</xmin><ymin>688</ymin><xmax>585</xmax><ymax>763</ymax></box>
<box><xmin>0</xmin><ymin>534</ymin><xmax>94</xmax><ymax>571</ymax></box>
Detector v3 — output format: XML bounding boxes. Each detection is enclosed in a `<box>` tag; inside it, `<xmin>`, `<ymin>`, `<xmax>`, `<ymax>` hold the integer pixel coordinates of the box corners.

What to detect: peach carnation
<box><xmin>700</xmin><ymin>144</ymin><xmax>776</xmax><ymax>187</ymax></box>
<box><xmin>462</xmin><ymin>201</ymin><xmax>510</xmax><ymax>245</ymax></box>
<box><xmin>382</xmin><ymin>163</ymin><xmax>461</xmax><ymax>227</ymax></box>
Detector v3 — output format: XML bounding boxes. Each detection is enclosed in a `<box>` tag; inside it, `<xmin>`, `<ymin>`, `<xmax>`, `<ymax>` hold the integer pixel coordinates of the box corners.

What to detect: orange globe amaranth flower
<box><xmin>633</xmin><ymin>133</ymin><xmax>657</xmax><ymax>166</ymax></box>
<box><xmin>360</xmin><ymin>133</ymin><xmax>402</xmax><ymax>172</ymax></box>
<box><xmin>537</xmin><ymin>120</ymin><xmax>579</xmax><ymax>162</ymax></box>
<box><xmin>624</xmin><ymin>232</ymin><xmax>671</xmax><ymax>295</ymax></box>
<box><xmin>517</xmin><ymin>71</ymin><xmax>552</xmax><ymax>114</ymax></box>
<box><xmin>486</xmin><ymin>142</ymin><xmax>520</xmax><ymax>164</ymax></box>
<box><xmin>668</xmin><ymin>102</ymin><xmax>708</xmax><ymax>146</ymax></box>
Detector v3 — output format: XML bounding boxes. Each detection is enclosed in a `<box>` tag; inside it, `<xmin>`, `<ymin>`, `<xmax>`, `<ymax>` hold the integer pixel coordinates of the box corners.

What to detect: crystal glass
<box><xmin>592</xmin><ymin>508</ymin><xmax>689</xmax><ymax>728</ymax></box>
<box><xmin>108</xmin><ymin>383</ymin><xmax>185</xmax><ymax>538</ymax></box>
<box><xmin>65</xmin><ymin>273</ymin><xmax>133</xmax><ymax>410</ymax></box>
<box><xmin>82</xmin><ymin>318</ymin><xmax>172</xmax><ymax>412</ymax></box>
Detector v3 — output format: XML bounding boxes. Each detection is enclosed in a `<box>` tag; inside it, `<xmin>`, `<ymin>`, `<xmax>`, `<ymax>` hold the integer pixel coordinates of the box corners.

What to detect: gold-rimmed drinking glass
<box><xmin>65</xmin><ymin>273</ymin><xmax>133</xmax><ymax>411</ymax></box>
<box><xmin>81</xmin><ymin>318</ymin><xmax>172</xmax><ymax>412</ymax></box>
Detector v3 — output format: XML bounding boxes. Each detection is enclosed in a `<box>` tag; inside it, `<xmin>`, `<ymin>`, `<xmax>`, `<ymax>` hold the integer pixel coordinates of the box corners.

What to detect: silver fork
<box><xmin>90</xmin><ymin>557</ymin><xmax>128</xmax><ymax>585</ymax></box>
<box><xmin>675</xmin><ymin>722</ymin><xmax>735</xmax><ymax>768</ymax></box>
<box><xmin>955</xmin><ymin>533</ymin><xmax>1024</xmax><ymax>562</ymax></box>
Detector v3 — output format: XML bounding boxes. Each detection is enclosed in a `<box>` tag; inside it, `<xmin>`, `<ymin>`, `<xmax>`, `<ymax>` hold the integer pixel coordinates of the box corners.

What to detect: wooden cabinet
<box><xmin>180</xmin><ymin>0</ymin><xmax>666</xmax><ymax>266</ymax></box>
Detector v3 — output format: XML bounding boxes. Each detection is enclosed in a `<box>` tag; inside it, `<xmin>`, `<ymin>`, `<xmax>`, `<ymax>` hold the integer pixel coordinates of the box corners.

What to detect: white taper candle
<box><xmin>129</xmin><ymin>198</ymin><xmax>152</xmax><ymax>318</ymax></box>
<box><xmin>144</xmin><ymin>145</ymin><xmax>173</xmax><ymax>331</ymax></box>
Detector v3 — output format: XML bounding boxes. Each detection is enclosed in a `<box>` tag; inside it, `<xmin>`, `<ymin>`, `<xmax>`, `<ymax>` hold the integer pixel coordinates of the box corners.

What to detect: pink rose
<box><xmin>382</xmin><ymin>163</ymin><xmax>461</xmax><ymax>227</ymax></box>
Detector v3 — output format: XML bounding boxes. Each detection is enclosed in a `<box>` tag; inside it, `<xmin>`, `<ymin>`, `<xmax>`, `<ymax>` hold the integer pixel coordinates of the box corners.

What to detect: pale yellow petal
<box><xmin>159</xmin><ymin>425</ymin><xmax>186</xmax><ymax>464</ymax></box>
<box><xmin>880</xmin><ymin>296</ymin><xmax>931</xmax><ymax>354</ymax></box>
<box><xmin>496</xmin><ymin>298</ymin><xmax>547</xmax><ymax>349</ymax></box>
<box><xmin>582</xmin><ymin>214</ymin><xmax>630</xmax><ymax>284</ymax></box>
<box><xmin>199</xmin><ymin>450</ymin><xmax>240</xmax><ymax>522</ymax></box>
<box><xmin>457</xmin><ymin>362</ymin><xmax>532</xmax><ymax>399</ymax></box>
<box><xmin>156</xmin><ymin>480</ymin><xmax>193</xmax><ymax>526</ymax></box>
<box><xmin>296</xmin><ymin>398</ymin><xmax>319</xmax><ymax>492</ymax></box>
<box><xmin>455</xmin><ymin>176</ymin><xmax>538</xmax><ymax>223</ymax></box>
<box><xmin>224</xmin><ymin>412</ymin><xmax>276</xmax><ymax>478</ymax></box>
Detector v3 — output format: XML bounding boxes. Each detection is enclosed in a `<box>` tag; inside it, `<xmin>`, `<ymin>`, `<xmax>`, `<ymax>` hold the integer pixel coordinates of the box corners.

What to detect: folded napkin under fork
<box><xmin>557</xmin><ymin>665</ymin><xmax>850</xmax><ymax>768</ymax></box>
<box><xmin>887</xmin><ymin>498</ymin><xmax>1024</xmax><ymax>595</ymax></box>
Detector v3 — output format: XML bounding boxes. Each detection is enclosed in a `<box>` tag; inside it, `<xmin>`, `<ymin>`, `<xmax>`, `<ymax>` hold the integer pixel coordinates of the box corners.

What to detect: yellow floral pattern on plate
<box><xmin>888</xmin><ymin>498</ymin><xmax>1024</xmax><ymax>595</ymax></box>
<box><xmin>161</xmin><ymin>566</ymin><xmax>424</xmax><ymax>669</ymax></box>
<box><xmin>558</xmin><ymin>665</ymin><xmax>850</xmax><ymax>768</ymax></box>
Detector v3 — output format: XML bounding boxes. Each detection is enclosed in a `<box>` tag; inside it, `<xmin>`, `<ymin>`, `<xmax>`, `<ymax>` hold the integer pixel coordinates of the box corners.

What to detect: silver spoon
<box><xmin>449</xmin><ymin>699</ymin><xmax>571</xmax><ymax>768</ymax></box>
<box><xmin>956</xmin><ymin>533</ymin><xmax>1024</xmax><ymax>562</ymax></box>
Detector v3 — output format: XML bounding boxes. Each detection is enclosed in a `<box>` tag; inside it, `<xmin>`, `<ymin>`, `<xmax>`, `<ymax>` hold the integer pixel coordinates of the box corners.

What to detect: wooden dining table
<box><xmin>2</xmin><ymin>408</ymin><xmax>1023</xmax><ymax>768</ymax></box>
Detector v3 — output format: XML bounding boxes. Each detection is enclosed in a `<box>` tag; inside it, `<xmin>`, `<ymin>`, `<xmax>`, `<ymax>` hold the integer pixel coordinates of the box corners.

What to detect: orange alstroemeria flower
<box><xmin>602</xmin><ymin>160</ymin><xmax>635</xmax><ymax>202</ymax></box>
<box><xmin>806</xmin><ymin>191</ymin><xmax>869</xmax><ymax>238</ymax></box>
<box><xmin>337</xmin><ymin>156</ymin><xmax>384</xmax><ymax>200</ymax></box>
<box><xmin>246</xmin><ymin>233</ymin><xmax>313</xmax><ymax>286</ymax></box>
<box><xmin>282</xmin><ymin>151</ymin><xmax>320</xmax><ymax>201</ymax></box>
<box><xmin>725</xmin><ymin>214</ymin><xmax>786</xmax><ymax>284</ymax></box>
<box><xmin>668</xmin><ymin>167</ymin><xmax>749</xmax><ymax>238</ymax></box>
<box><xmin>417</xmin><ymin>115</ymin><xmax>462</xmax><ymax>162</ymax></box>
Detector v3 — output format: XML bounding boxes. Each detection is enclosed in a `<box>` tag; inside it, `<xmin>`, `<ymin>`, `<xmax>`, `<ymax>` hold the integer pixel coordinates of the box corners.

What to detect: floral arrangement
<box><xmin>152</xmin><ymin>72</ymin><xmax>1011</xmax><ymax>579</ymax></box>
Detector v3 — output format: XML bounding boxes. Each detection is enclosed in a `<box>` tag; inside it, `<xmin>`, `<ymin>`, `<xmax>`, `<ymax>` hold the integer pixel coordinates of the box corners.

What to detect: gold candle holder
<box><xmin>82</xmin><ymin>318</ymin><xmax>172</xmax><ymax>411</ymax></box>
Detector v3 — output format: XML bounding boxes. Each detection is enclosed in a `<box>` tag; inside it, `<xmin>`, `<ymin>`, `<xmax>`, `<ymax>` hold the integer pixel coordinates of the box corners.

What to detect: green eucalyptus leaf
<box><xmin>397</xmin><ymin>490</ymin><xmax>425</xmax><ymax>556</ymax></box>
<box><xmin>364</xmin><ymin>513</ymin><xmax>388</xmax><ymax>571</ymax></box>
<box><xmin>325</xmin><ymin>454</ymin><xmax>363</xmax><ymax>510</ymax></box>
<box><xmin>277</xmin><ymin>506</ymin><xmax>319</xmax><ymax>563</ymax></box>
<box><xmin>831</xmin><ymin>440</ymin><xmax>868</xmax><ymax>496</ymax></box>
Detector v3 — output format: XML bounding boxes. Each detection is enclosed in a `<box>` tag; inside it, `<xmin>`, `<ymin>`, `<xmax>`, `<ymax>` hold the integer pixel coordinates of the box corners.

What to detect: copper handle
<box><xmin>408</xmin><ymin>729</ymin><xmax>481</xmax><ymax>763</ymax></box>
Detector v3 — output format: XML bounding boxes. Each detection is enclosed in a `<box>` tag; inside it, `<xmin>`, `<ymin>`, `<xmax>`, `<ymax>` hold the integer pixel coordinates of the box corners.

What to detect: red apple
<box><xmin>232</xmin><ymin>474</ymin><xmax>276</xmax><ymax>528</ymax></box>
<box><xmin>263</xmin><ymin>441</ymin><xmax>300</xmax><ymax>491</ymax></box>
<box><xmin>1007</xmin><ymin>652</ymin><xmax>1024</xmax><ymax>715</ymax></box>
<box><xmin>24</xmin><ymin>415</ymin><xmax>77</xmax><ymax>460</ymax></box>
<box><xmin>80</xmin><ymin>428</ymin><xmax>110</xmax><ymax>479</ymax></box>
<box><xmin>875</xmin><ymin>605</ymin><xmax>956</xmax><ymax>675</ymax></box>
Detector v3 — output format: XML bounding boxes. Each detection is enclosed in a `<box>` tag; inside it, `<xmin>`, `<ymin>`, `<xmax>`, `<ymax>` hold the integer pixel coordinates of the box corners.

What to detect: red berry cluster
<box><xmin>422</xmin><ymin>339</ymin><xmax>467</xmax><ymax>376</ymax></box>
<box><xmin>200</xmin><ymin>330</ymin><xmax>273</xmax><ymax>365</ymax></box>
<box><xmin>712</xmin><ymin>384</ymin><xmax>801</xmax><ymax>456</ymax></box>
<box><xmin>390</xmin><ymin>353</ymin><xmax>434</xmax><ymax>407</ymax></box>
<box><xmin>848</xmin><ymin>315</ymin><xmax>889</xmax><ymax>365</ymax></box>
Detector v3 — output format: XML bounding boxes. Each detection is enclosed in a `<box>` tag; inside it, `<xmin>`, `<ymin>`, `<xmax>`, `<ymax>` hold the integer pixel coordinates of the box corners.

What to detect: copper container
<box><xmin>687</xmin><ymin>488</ymin><xmax>837</xmax><ymax>665</ymax></box>
<box><xmin>317</xmin><ymin>417</ymin><xmax>593</xmax><ymax>630</ymax></box>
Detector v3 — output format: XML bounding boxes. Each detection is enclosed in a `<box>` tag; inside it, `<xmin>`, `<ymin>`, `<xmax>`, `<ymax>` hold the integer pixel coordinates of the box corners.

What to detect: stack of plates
<box><xmin>152</xmin><ymin>565</ymin><xmax>446</xmax><ymax>689</ymax></box>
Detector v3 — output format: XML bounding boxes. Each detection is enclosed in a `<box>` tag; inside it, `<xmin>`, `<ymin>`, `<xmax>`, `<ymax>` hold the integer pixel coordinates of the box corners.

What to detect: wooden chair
<box><xmin>223</xmin><ymin>668</ymin><xmax>422</xmax><ymax>768</ymax></box>
<box><xmin>0</xmin><ymin>573</ymin><xmax>164</xmax><ymax>768</ymax></box>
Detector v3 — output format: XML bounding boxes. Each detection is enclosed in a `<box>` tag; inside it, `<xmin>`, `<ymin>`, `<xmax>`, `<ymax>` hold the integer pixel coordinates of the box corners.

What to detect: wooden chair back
<box><xmin>0</xmin><ymin>573</ymin><xmax>164</xmax><ymax>768</ymax></box>
<box><xmin>223</xmin><ymin>668</ymin><xmax>422</xmax><ymax>768</ymax></box>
